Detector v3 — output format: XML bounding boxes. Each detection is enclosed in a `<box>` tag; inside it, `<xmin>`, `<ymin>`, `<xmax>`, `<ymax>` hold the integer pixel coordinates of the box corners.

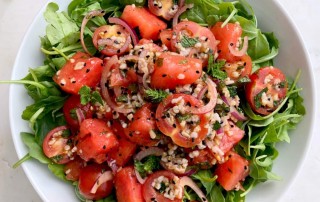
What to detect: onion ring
<box><xmin>90</xmin><ymin>171</ymin><xmax>113</xmax><ymax>194</ymax></box>
<box><xmin>173</xmin><ymin>4</ymin><xmax>194</xmax><ymax>27</ymax></box>
<box><xmin>80</xmin><ymin>10</ymin><xmax>106</xmax><ymax>55</ymax></box>
<box><xmin>228</xmin><ymin>36</ymin><xmax>249</xmax><ymax>57</ymax></box>
<box><xmin>179</xmin><ymin>176</ymin><xmax>208</xmax><ymax>202</ymax></box>
<box><xmin>100</xmin><ymin>55</ymin><xmax>133</xmax><ymax>114</ymax></box>
<box><xmin>188</xmin><ymin>77</ymin><xmax>218</xmax><ymax>114</ymax></box>
<box><xmin>108</xmin><ymin>17</ymin><xmax>139</xmax><ymax>46</ymax></box>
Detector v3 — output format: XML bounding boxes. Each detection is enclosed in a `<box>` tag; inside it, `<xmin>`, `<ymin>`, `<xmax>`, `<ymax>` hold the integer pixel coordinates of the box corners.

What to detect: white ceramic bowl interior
<box><xmin>9</xmin><ymin>0</ymin><xmax>315</xmax><ymax>202</ymax></box>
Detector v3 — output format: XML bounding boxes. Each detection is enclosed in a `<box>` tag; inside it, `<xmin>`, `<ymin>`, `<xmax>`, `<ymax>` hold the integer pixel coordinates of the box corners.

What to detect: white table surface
<box><xmin>0</xmin><ymin>0</ymin><xmax>319</xmax><ymax>201</ymax></box>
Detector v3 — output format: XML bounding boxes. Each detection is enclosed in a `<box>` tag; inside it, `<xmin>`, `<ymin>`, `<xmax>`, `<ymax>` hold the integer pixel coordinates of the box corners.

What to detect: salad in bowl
<box><xmin>8</xmin><ymin>0</ymin><xmax>307</xmax><ymax>201</ymax></box>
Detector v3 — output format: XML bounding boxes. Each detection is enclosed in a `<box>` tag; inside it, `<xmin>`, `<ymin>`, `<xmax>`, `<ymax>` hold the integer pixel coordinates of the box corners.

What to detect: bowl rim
<box><xmin>8</xmin><ymin>0</ymin><xmax>317</xmax><ymax>201</ymax></box>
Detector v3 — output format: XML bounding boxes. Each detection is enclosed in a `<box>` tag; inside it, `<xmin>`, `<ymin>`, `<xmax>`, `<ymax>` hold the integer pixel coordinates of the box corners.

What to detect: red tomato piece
<box><xmin>64</xmin><ymin>156</ymin><xmax>85</xmax><ymax>181</ymax></box>
<box><xmin>53</xmin><ymin>52</ymin><xmax>103</xmax><ymax>94</ymax></box>
<box><xmin>124</xmin><ymin>104</ymin><xmax>159</xmax><ymax>146</ymax></box>
<box><xmin>210</xmin><ymin>22</ymin><xmax>243</xmax><ymax>62</ymax></box>
<box><xmin>150</xmin><ymin>53</ymin><xmax>203</xmax><ymax>90</ymax></box>
<box><xmin>245</xmin><ymin>66</ymin><xmax>287</xmax><ymax>115</ymax></box>
<box><xmin>77</xmin><ymin>119</ymin><xmax>119</xmax><ymax>163</ymax></box>
<box><xmin>121</xmin><ymin>5</ymin><xmax>167</xmax><ymax>40</ymax></box>
<box><xmin>93</xmin><ymin>25</ymin><xmax>131</xmax><ymax>56</ymax></box>
<box><xmin>156</xmin><ymin>94</ymin><xmax>209</xmax><ymax>148</ymax></box>
<box><xmin>160</xmin><ymin>29</ymin><xmax>173</xmax><ymax>50</ymax></box>
<box><xmin>215</xmin><ymin>152</ymin><xmax>250</xmax><ymax>191</ymax></box>
<box><xmin>148</xmin><ymin>0</ymin><xmax>178</xmax><ymax>20</ymax></box>
<box><xmin>218</xmin><ymin>121</ymin><xmax>245</xmax><ymax>154</ymax></box>
<box><xmin>142</xmin><ymin>171</ymin><xmax>182</xmax><ymax>202</ymax></box>
<box><xmin>63</xmin><ymin>95</ymin><xmax>93</xmax><ymax>130</ymax></box>
<box><xmin>107</xmin><ymin>120</ymin><xmax>137</xmax><ymax>167</ymax></box>
<box><xmin>42</xmin><ymin>126</ymin><xmax>72</xmax><ymax>164</ymax></box>
<box><xmin>78</xmin><ymin>164</ymin><xmax>113</xmax><ymax>200</ymax></box>
<box><xmin>115</xmin><ymin>166</ymin><xmax>144</xmax><ymax>202</ymax></box>
<box><xmin>109</xmin><ymin>67</ymin><xmax>138</xmax><ymax>88</ymax></box>
<box><xmin>188</xmin><ymin>148</ymin><xmax>216</xmax><ymax>169</ymax></box>
<box><xmin>171</xmin><ymin>21</ymin><xmax>217</xmax><ymax>61</ymax></box>
<box><xmin>222</xmin><ymin>54</ymin><xmax>252</xmax><ymax>81</ymax></box>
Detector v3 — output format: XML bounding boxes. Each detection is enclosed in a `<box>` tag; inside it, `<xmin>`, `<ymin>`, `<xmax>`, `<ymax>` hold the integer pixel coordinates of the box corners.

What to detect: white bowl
<box><xmin>9</xmin><ymin>0</ymin><xmax>315</xmax><ymax>201</ymax></box>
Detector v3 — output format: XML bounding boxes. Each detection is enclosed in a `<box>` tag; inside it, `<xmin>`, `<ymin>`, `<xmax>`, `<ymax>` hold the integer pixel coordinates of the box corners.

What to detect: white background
<box><xmin>0</xmin><ymin>0</ymin><xmax>319</xmax><ymax>201</ymax></box>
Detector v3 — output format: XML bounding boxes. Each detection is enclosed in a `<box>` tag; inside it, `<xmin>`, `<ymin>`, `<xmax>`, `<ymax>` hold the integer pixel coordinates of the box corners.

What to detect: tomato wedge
<box><xmin>142</xmin><ymin>170</ymin><xmax>182</xmax><ymax>202</ymax></box>
<box><xmin>245</xmin><ymin>66</ymin><xmax>287</xmax><ymax>115</ymax></box>
<box><xmin>63</xmin><ymin>95</ymin><xmax>93</xmax><ymax>130</ymax></box>
<box><xmin>148</xmin><ymin>0</ymin><xmax>178</xmax><ymax>20</ymax></box>
<box><xmin>53</xmin><ymin>52</ymin><xmax>103</xmax><ymax>94</ymax></box>
<box><xmin>222</xmin><ymin>54</ymin><xmax>252</xmax><ymax>81</ymax></box>
<box><xmin>171</xmin><ymin>21</ymin><xmax>217</xmax><ymax>62</ymax></box>
<box><xmin>124</xmin><ymin>104</ymin><xmax>159</xmax><ymax>146</ymax></box>
<box><xmin>107</xmin><ymin>120</ymin><xmax>137</xmax><ymax>167</ymax></box>
<box><xmin>115</xmin><ymin>166</ymin><xmax>144</xmax><ymax>202</ymax></box>
<box><xmin>156</xmin><ymin>94</ymin><xmax>209</xmax><ymax>148</ymax></box>
<box><xmin>78</xmin><ymin>164</ymin><xmax>114</xmax><ymax>200</ymax></box>
<box><xmin>64</xmin><ymin>157</ymin><xmax>85</xmax><ymax>181</ymax></box>
<box><xmin>215</xmin><ymin>152</ymin><xmax>249</xmax><ymax>191</ymax></box>
<box><xmin>121</xmin><ymin>5</ymin><xmax>167</xmax><ymax>40</ymax></box>
<box><xmin>93</xmin><ymin>25</ymin><xmax>131</xmax><ymax>56</ymax></box>
<box><xmin>150</xmin><ymin>53</ymin><xmax>203</xmax><ymax>90</ymax></box>
<box><xmin>42</xmin><ymin>126</ymin><xmax>73</xmax><ymax>164</ymax></box>
<box><xmin>210</xmin><ymin>22</ymin><xmax>243</xmax><ymax>62</ymax></box>
<box><xmin>76</xmin><ymin>119</ymin><xmax>119</xmax><ymax>163</ymax></box>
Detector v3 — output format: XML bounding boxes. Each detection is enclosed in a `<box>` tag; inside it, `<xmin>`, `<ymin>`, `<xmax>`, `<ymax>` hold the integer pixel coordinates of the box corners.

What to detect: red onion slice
<box><xmin>90</xmin><ymin>171</ymin><xmax>113</xmax><ymax>194</ymax></box>
<box><xmin>173</xmin><ymin>4</ymin><xmax>194</xmax><ymax>27</ymax></box>
<box><xmin>188</xmin><ymin>77</ymin><xmax>218</xmax><ymax>115</ymax></box>
<box><xmin>134</xmin><ymin>168</ymin><xmax>146</xmax><ymax>184</ymax></box>
<box><xmin>230</xmin><ymin>106</ymin><xmax>247</xmax><ymax>121</ymax></box>
<box><xmin>134</xmin><ymin>147</ymin><xmax>164</xmax><ymax>161</ymax></box>
<box><xmin>179</xmin><ymin>176</ymin><xmax>208</xmax><ymax>202</ymax></box>
<box><xmin>197</xmin><ymin>86</ymin><xmax>208</xmax><ymax>100</ymax></box>
<box><xmin>81</xmin><ymin>10</ymin><xmax>106</xmax><ymax>55</ymax></box>
<box><xmin>228</xmin><ymin>36</ymin><xmax>249</xmax><ymax>57</ymax></box>
<box><xmin>100</xmin><ymin>55</ymin><xmax>134</xmax><ymax>114</ymax></box>
<box><xmin>108</xmin><ymin>17</ymin><xmax>139</xmax><ymax>46</ymax></box>
<box><xmin>75</xmin><ymin>108</ymin><xmax>85</xmax><ymax>124</ymax></box>
<box><xmin>179</xmin><ymin>0</ymin><xmax>186</xmax><ymax>7</ymax></box>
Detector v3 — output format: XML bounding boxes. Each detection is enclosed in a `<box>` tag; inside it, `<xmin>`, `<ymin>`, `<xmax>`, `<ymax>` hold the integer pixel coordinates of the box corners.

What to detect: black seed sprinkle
<box><xmin>117</xmin><ymin>50</ymin><xmax>121</xmax><ymax>53</ymax></box>
<box><xmin>196</xmin><ymin>70</ymin><xmax>200</xmax><ymax>74</ymax></box>
<box><xmin>103</xmin><ymin>145</ymin><xmax>106</xmax><ymax>149</ymax></box>
<box><xmin>117</xmin><ymin>31</ymin><xmax>121</xmax><ymax>35</ymax></box>
<box><xmin>173</xmin><ymin>123</ymin><xmax>177</xmax><ymax>128</ymax></box>
<box><xmin>218</xmin><ymin>50</ymin><xmax>222</xmax><ymax>53</ymax></box>
<box><xmin>86</xmin><ymin>69</ymin><xmax>90</xmax><ymax>73</ymax></box>
<box><xmin>162</xmin><ymin>74</ymin><xmax>167</xmax><ymax>77</ymax></box>
<box><xmin>230</xmin><ymin>43</ymin><xmax>234</xmax><ymax>46</ymax></box>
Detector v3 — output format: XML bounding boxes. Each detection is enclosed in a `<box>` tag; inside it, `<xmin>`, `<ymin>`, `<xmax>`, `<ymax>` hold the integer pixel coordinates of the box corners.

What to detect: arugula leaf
<box><xmin>20</xmin><ymin>132</ymin><xmax>51</xmax><ymax>164</ymax></box>
<box><xmin>145</xmin><ymin>89</ymin><xmax>169</xmax><ymax>103</ymax></box>
<box><xmin>207</xmin><ymin>185</ymin><xmax>225</xmax><ymax>202</ymax></box>
<box><xmin>192</xmin><ymin>170</ymin><xmax>217</xmax><ymax>193</ymax></box>
<box><xmin>44</xmin><ymin>3</ymin><xmax>79</xmax><ymax>45</ymax></box>
<box><xmin>48</xmin><ymin>163</ymin><xmax>67</xmax><ymax>181</ymax></box>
